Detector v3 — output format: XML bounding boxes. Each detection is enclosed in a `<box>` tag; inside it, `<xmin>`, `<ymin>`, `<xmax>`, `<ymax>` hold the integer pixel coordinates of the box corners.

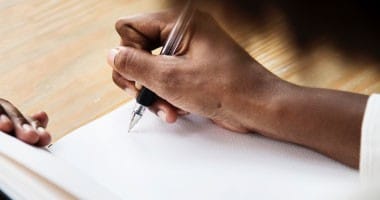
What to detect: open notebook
<box><xmin>0</xmin><ymin>101</ymin><xmax>361</xmax><ymax>199</ymax></box>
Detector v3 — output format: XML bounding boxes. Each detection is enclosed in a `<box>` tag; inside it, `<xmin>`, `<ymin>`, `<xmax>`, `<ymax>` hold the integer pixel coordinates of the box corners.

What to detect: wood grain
<box><xmin>1</xmin><ymin>0</ymin><xmax>379</xmax><ymax>142</ymax></box>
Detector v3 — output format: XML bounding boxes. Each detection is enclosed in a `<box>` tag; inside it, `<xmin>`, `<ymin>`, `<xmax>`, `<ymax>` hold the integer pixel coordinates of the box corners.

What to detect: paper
<box><xmin>50</xmin><ymin>101</ymin><xmax>360</xmax><ymax>200</ymax></box>
<box><xmin>0</xmin><ymin>132</ymin><xmax>117</xmax><ymax>199</ymax></box>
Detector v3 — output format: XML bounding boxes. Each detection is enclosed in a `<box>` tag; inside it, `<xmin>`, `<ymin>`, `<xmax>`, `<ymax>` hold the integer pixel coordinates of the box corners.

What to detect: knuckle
<box><xmin>115</xmin><ymin>18</ymin><xmax>129</xmax><ymax>35</ymax></box>
<box><xmin>115</xmin><ymin>16</ymin><xmax>142</xmax><ymax>37</ymax></box>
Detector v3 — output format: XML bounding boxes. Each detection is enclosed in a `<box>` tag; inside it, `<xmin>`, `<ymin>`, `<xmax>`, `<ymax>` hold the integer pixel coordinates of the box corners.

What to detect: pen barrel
<box><xmin>136</xmin><ymin>87</ymin><xmax>157</xmax><ymax>107</ymax></box>
<box><xmin>135</xmin><ymin>2</ymin><xmax>194</xmax><ymax>108</ymax></box>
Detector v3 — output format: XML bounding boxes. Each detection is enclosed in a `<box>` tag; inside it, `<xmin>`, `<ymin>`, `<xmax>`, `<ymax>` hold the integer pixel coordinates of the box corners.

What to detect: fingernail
<box><xmin>107</xmin><ymin>48</ymin><xmax>120</xmax><ymax>67</ymax></box>
<box><xmin>37</xmin><ymin>127</ymin><xmax>45</xmax><ymax>133</ymax></box>
<box><xmin>0</xmin><ymin>114</ymin><xmax>9</xmax><ymax>122</ymax></box>
<box><xmin>124</xmin><ymin>88</ymin><xmax>136</xmax><ymax>97</ymax></box>
<box><xmin>135</xmin><ymin>82</ymin><xmax>143</xmax><ymax>90</ymax></box>
<box><xmin>157</xmin><ymin>110</ymin><xmax>167</xmax><ymax>122</ymax></box>
<box><xmin>22</xmin><ymin>124</ymin><xmax>32</xmax><ymax>131</ymax></box>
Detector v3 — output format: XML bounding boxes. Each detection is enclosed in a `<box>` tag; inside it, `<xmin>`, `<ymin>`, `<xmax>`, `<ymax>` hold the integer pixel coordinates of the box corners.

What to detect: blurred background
<box><xmin>173</xmin><ymin>0</ymin><xmax>380</xmax><ymax>60</ymax></box>
<box><xmin>1</xmin><ymin>0</ymin><xmax>380</xmax><ymax>141</ymax></box>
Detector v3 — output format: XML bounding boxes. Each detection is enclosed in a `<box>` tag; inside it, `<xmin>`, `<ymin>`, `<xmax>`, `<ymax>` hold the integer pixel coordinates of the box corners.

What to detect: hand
<box><xmin>0</xmin><ymin>99</ymin><xmax>51</xmax><ymax>146</ymax></box>
<box><xmin>108</xmin><ymin>10</ymin><xmax>283</xmax><ymax>133</ymax></box>
<box><xmin>108</xmin><ymin>10</ymin><xmax>369</xmax><ymax>168</ymax></box>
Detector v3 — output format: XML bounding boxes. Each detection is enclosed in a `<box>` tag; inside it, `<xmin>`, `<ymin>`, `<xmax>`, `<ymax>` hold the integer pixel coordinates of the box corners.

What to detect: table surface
<box><xmin>1</xmin><ymin>0</ymin><xmax>380</xmax><ymax>142</ymax></box>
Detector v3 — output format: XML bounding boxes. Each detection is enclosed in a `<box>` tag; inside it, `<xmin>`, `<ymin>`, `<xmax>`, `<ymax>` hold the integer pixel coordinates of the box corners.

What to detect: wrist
<box><xmin>242</xmin><ymin>77</ymin><xmax>298</xmax><ymax>139</ymax></box>
<box><xmin>224</xmin><ymin>60</ymin><xmax>296</xmax><ymax>136</ymax></box>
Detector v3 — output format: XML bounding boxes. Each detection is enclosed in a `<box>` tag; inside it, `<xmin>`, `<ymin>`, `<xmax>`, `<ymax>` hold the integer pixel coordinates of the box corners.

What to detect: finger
<box><xmin>148</xmin><ymin>98</ymin><xmax>178</xmax><ymax>123</ymax></box>
<box><xmin>112</xmin><ymin>70</ymin><xmax>138</xmax><ymax>97</ymax></box>
<box><xmin>108</xmin><ymin>46</ymin><xmax>172</xmax><ymax>89</ymax></box>
<box><xmin>29</xmin><ymin>113</ymin><xmax>51</xmax><ymax>146</ymax></box>
<box><xmin>115</xmin><ymin>11</ymin><xmax>178</xmax><ymax>50</ymax></box>
<box><xmin>0</xmin><ymin>100</ymin><xmax>39</xmax><ymax>144</ymax></box>
<box><xmin>35</xmin><ymin>127</ymin><xmax>51</xmax><ymax>147</ymax></box>
<box><xmin>15</xmin><ymin>122</ymin><xmax>39</xmax><ymax>145</ymax></box>
<box><xmin>0</xmin><ymin>114</ymin><xmax>13</xmax><ymax>133</ymax></box>
<box><xmin>0</xmin><ymin>104</ymin><xmax>13</xmax><ymax>133</ymax></box>
<box><xmin>31</xmin><ymin>111</ymin><xmax>49</xmax><ymax>128</ymax></box>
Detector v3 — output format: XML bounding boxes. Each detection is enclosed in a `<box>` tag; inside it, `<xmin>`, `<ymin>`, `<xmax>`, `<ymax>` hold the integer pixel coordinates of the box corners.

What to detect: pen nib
<box><xmin>128</xmin><ymin>105</ymin><xmax>145</xmax><ymax>133</ymax></box>
<box><xmin>128</xmin><ymin>114</ymin><xmax>139</xmax><ymax>133</ymax></box>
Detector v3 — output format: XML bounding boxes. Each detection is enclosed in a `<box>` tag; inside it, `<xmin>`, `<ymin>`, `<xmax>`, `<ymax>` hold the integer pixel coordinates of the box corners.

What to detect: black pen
<box><xmin>128</xmin><ymin>2</ymin><xmax>194</xmax><ymax>132</ymax></box>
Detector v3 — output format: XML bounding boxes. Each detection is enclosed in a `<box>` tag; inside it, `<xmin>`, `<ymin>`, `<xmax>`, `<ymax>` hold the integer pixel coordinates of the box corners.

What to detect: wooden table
<box><xmin>1</xmin><ymin>0</ymin><xmax>380</xmax><ymax>142</ymax></box>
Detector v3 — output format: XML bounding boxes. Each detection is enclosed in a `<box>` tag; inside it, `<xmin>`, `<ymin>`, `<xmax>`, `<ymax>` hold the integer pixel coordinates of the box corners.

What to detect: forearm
<box><xmin>244</xmin><ymin>80</ymin><xmax>368</xmax><ymax>168</ymax></box>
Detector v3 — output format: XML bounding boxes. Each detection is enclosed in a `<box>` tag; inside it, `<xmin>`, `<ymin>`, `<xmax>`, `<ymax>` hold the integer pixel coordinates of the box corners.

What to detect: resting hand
<box><xmin>0</xmin><ymin>99</ymin><xmax>51</xmax><ymax>146</ymax></box>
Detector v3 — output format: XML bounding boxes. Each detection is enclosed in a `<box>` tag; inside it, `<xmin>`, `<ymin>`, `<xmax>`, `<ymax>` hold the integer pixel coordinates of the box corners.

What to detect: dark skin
<box><xmin>108</xmin><ymin>10</ymin><xmax>368</xmax><ymax>168</ymax></box>
<box><xmin>0</xmin><ymin>10</ymin><xmax>367</xmax><ymax>168</ymax></box>
<box><xmin>0</xmin><ymin>99</ymin><xmax>51</xmax><ymax>147</ymax></box>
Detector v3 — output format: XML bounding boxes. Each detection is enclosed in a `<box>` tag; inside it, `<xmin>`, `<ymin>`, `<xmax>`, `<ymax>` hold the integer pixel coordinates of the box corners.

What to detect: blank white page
<box><xmin>0</xmin><ymin>132</ymin><xmax>118</xmax><ymax>199</ymax></box>
<box><xmin>50</xmin><ymin>101</ymin><xmax>359</xmax><ymax>200</ymax></box>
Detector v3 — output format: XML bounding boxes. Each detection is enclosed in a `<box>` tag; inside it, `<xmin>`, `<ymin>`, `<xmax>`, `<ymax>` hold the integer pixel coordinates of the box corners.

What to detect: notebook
<box><xmin>0</xmin><ymin>101</ymin><xmax>361</xmax><ymax>199</ymax></box>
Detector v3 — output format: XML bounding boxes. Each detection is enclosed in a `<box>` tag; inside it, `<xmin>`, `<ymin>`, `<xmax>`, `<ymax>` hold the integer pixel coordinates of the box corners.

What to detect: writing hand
<box><xmin>107</xmin><ymin>10</ymin><xmax>367</xmax><ymax>168</ymax></box>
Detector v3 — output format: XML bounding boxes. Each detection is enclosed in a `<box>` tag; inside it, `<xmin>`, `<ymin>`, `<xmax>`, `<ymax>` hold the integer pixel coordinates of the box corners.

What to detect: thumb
<box><xmin>107</xmin><ymin>46</ymin><xmax>166</xmax><ymax>88</ymax></box>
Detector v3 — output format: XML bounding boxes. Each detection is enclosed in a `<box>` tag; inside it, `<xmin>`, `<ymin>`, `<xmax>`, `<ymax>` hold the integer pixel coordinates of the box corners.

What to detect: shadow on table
<box><xmin>169</xmin><ymin>0</ymin><xmax>380</xmax><ymax>62</ymax></box>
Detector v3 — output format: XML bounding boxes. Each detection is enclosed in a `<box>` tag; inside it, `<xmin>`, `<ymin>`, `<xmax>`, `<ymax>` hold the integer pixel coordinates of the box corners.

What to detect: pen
<box><xmin>128</xmin><ymin>1</ymin><xmax>195</xmax><ymax>132</ymax></box>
